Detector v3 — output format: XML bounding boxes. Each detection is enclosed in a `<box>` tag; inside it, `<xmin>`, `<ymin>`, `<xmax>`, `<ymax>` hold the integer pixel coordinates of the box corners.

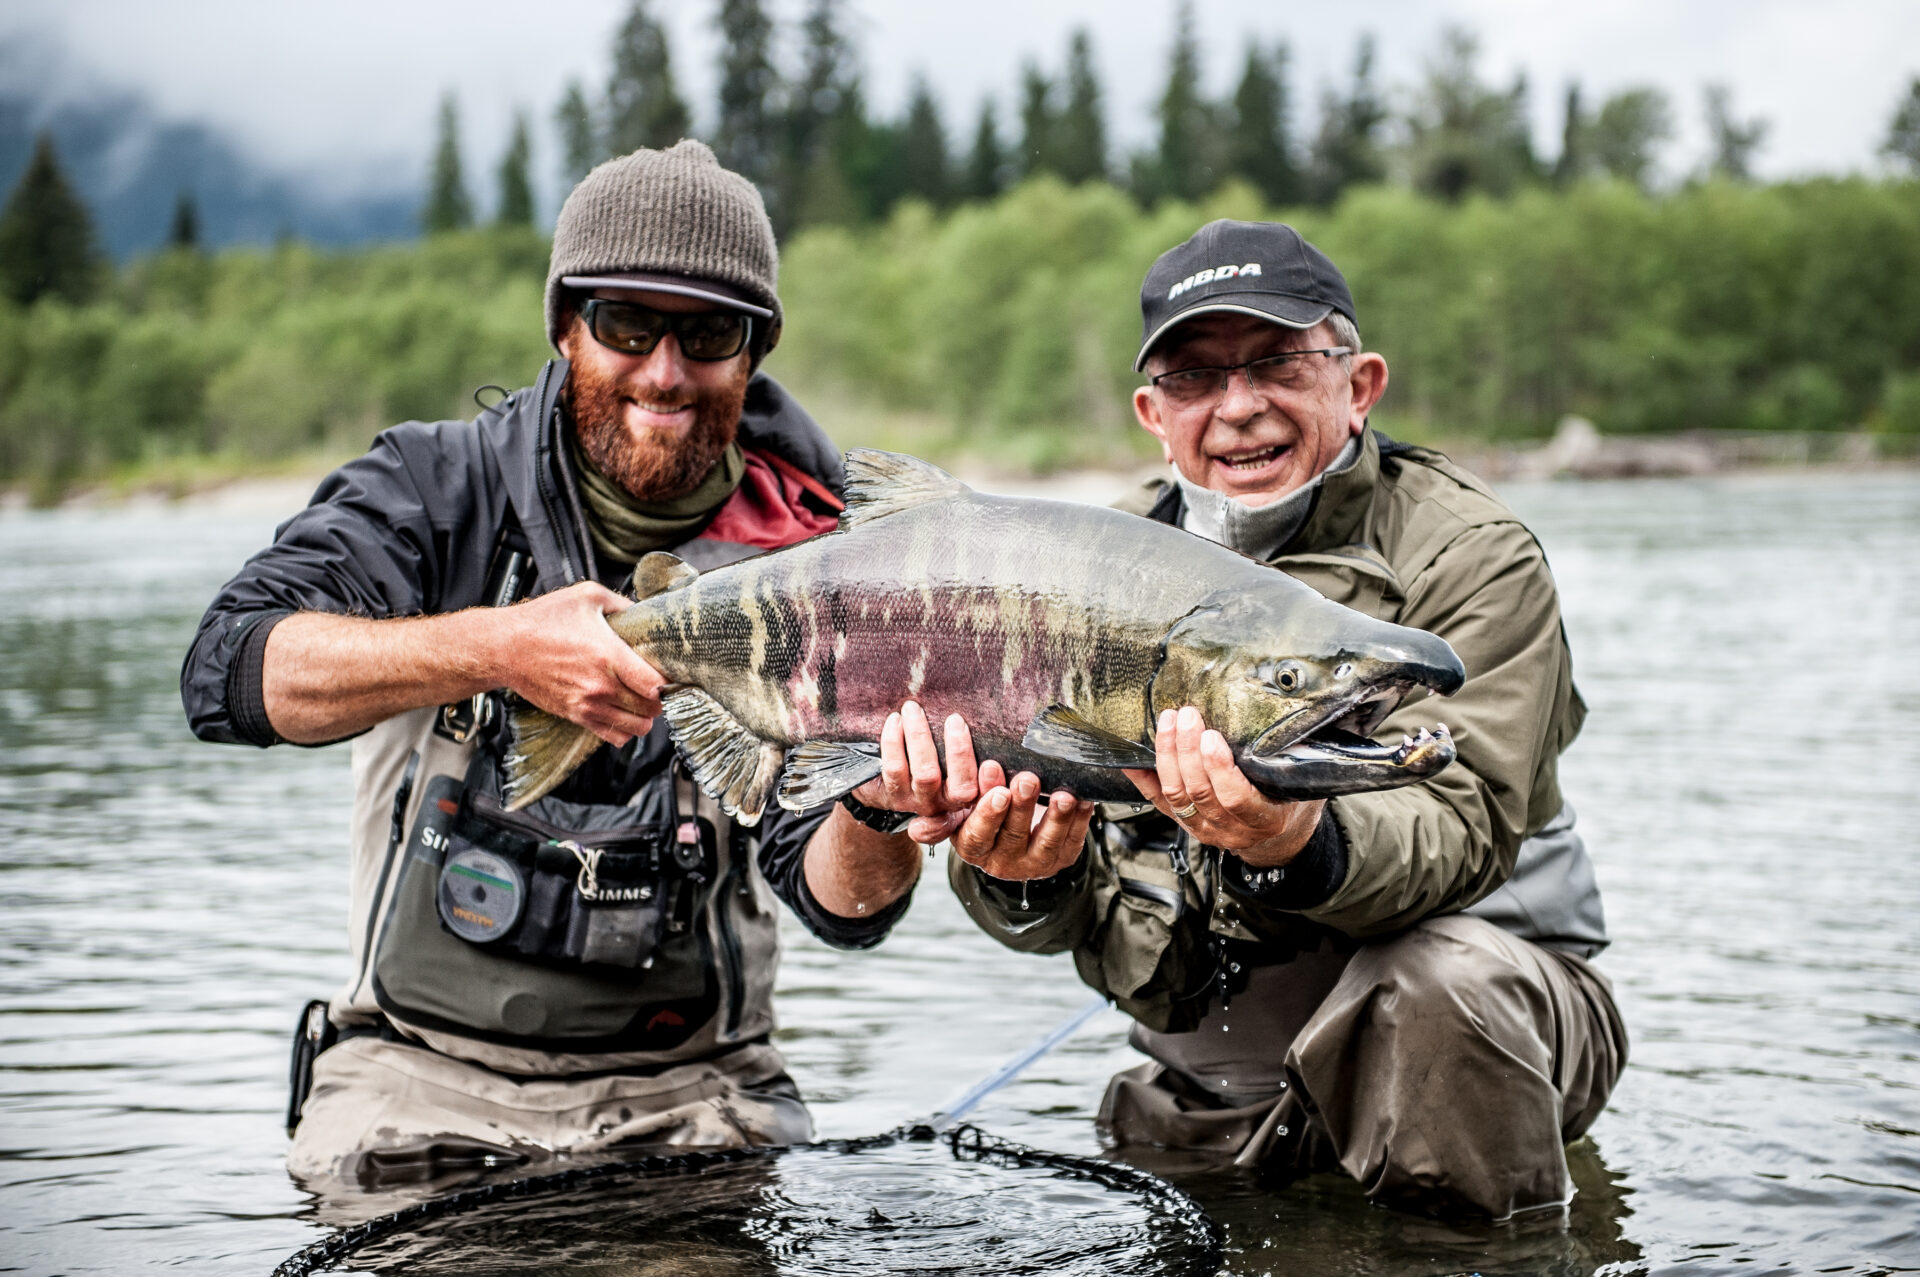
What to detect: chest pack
<box><xmin>357</xmin><ymin>527</ymin><xmax>780</xmax><ymax>1058</ymax></box>
<box><xmin>368</xmin><ymin>744</ymin><xmax>750</xmax><ymax>1051</ymax></box>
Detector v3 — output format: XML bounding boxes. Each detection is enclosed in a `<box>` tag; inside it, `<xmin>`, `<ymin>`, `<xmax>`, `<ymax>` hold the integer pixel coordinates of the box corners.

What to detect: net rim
<box><xmin>270</xmin><ymin>1123</ymin><xmax>1223</xmax><ymax>1277</ymax></box>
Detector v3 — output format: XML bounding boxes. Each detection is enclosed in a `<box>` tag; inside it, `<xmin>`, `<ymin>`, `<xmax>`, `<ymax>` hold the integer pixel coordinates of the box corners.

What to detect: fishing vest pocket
<box><xmin>432</xmin><ymin>793</ymin><xmax>699</xmax><ymax>971</ymax></box>
<box><xmin>1078</xmin><ymin>814</ymin><xmax>1217</xmax><ymax>1035</ymax></box>
<box><xmin>370</xmin><ymin>768</ymin><xmax>721</xmax><ymax>1051</ymax></box>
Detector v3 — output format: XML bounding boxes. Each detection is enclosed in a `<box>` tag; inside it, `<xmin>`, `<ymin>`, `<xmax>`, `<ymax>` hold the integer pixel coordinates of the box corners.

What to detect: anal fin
<box><xmin>777</xmin><ymin>740</ymin><xmax>884</xmax><ymax>812</ymax></box>
<box><xmin>660</xmin><ymin>686</ymin><xmax>785</xmax><ymax>827</ymax></box>
<box><xmin>1022</xmin><ymin>704</ymin><xmax>1157</xmax><ymax>769</ymax></box>
<box><xmin>505</xmin><ymin>704</ymin><xmax>604</xmax><ymax>810</ymax></box>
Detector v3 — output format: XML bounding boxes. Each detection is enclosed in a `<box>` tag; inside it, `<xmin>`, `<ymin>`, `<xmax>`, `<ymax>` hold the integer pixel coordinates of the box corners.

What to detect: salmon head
<box><xmin>1149</xmin><ymin>587</ymin><xmax>1466</xmax><ymax>799</ymax></box>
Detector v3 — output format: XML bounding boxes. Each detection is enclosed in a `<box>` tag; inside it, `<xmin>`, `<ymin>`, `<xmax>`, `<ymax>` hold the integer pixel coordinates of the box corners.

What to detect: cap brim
<box><xmin>1133</xmin><ymin>296</ymin><xmax>1335</xmax><ymax>371</ymax></box>
<box><xmin>561</xmin><ymin>272</ymin><xmax>775</xmax><ymax>319</ymax></box>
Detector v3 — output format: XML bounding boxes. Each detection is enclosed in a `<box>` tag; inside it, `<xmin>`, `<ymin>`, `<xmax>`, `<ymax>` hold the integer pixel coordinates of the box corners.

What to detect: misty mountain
<box><xmin>0</xmin><ymin>35</ymin><xmax>418</xmax><ymax>260</ymax></box>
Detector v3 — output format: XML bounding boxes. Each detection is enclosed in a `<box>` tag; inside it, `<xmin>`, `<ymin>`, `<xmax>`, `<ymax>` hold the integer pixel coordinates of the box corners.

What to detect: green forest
<box><xmin>2</xmin><ymin>0</ymin><xmax>1919</xmax><ymax>497</ymax></box>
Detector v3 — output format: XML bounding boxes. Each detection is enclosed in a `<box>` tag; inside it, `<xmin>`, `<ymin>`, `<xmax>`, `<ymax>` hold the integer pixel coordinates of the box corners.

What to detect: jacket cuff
<box><xmin>1222</xmin><ymin>808</ymin><xmax>1348</xmax><ymax>910</ymax></box>
<box><xmin>790</xmin><ymin>864</ymin><xmax>912</xmax><ymax>951</ymax></box>
<box><xmin>967</xmin><ymin>852</ymin><xmax>1088</xmax><ymax>916</ymax></box>
<box><xmin>225</xmin><ymin>611</ymin><xmax>291</xmax><ymax>748</ymax></box>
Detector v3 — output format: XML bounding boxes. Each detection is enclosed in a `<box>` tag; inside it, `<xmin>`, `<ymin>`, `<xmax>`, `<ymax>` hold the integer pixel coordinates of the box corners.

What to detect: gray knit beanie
<box><xmin>545</xmin><ymin>139</ymin><xmax>781</xmax><ymax>353</ymax></box>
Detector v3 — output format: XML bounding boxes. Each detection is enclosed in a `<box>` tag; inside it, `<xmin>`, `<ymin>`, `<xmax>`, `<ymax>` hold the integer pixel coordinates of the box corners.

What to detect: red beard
<box><xmin>567</xmin><ymin>358</ymin><xmax>747</xmax><ymax>501</ymax></box>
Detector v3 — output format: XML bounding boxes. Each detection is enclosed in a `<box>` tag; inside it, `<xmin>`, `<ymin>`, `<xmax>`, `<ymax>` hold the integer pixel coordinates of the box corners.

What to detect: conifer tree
<box><xmin>1017</xmin><ymin>62</ymin><xmax>1058</xmax><ymax>179</ymax></box>
<box><xmin>1403</xmin><ymin>28</ymin><xmax>1537</xmax><ymax>201</ymax></box>
<box><xmin>605</xmin><ymin>0</ymin><xmax>691</xmax><ymax>154</ymax></box>
<box><xmin>496</xmin><ymin>110</ymin><xmax>535</xmax><ymax>226</ymax></box>
<box><xmin>555</xmin><ymin>79</ymin><xmax>601</xmax><ymax>185</ymax></box>
<box><xmin>1147</xmin><ymin>1</ymin><xmax>1222</xmax><ymax>202</ymax></box>
<box><xmin>0</xmin><ymin>132</ymin><xmax>102</xmax><ymax>305</ymax></box>
<box><xmin>782</xmin><ymin>0</ymin><xmax>865</xmax><ymax>228</ymax></box>
<box><xmin>898</xmin><ymin>75</ymin><xmax>951</xmax><ymax>206</ymax></box>
<box><xmin>1227</xmin><ymin>42</ymin><xmax>1301</xmax><ymax>206</ymax></box>
<box><xmin>1704</xmin><ymin>85</ymin><xmax>1766</xmax><ymax>181</ymax></box>
<box><xmin>962</xmin><ymin>99</ymin><xmax>1007</xmax><ymax>202</ymax></box>
<box><xmin>714</xmin><ymin>0</ymin><xmax>780</xmax><ymax>188</ymax></box>
<box><xmin>1590</xmin><ymin>88</ymin><xmax>1672</xmax><ymax>191</ymax></box>
<box><xmin>1553</xmin><ymin>83</ymin><xmax>1587</xmax><ymax>187</ymax></box>
<box><xmin>1054</xmin><ymin>29</ymin><xmax>1107</xmax><ymax>185</ymax></box>
<box><xmin>1308</xmin><ymin>34</ymin><xmax>1387</xmax><ymax>205</ymax></box>
<box><xmin>167</xmin><ymin>190</ymin><xmax>200</xmax><ymax>249</ymax></box>
<box><xmin>422</xmin><ymin>93</ymin><xmax>473</xmax><ymax>233</ymax></box>
<box><xmin>1885</xmin><ymin>76</ymin><xmax>1920</xmax><ymax>174</ymax></box>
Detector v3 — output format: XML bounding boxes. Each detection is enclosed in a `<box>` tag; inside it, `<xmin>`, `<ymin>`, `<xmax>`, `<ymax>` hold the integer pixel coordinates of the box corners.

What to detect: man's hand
<box><xmin>261</xmin><ymin>581</ymin><xmax>664</xmax><ymax>746</ymax></box>
<box><xmin>1123</xmin><ymin>706</ymin><xmax>1326</xmax><ymax>869</ymax></box>
<box><xmin>491</xmin><ymin>582</ymin><xmax>663</xmax><ymax>746</ymax></box>
<box><xmin>852</xmin><ymin>701</ymin><xmax>1093</xmax><ymax>881</ymax></box>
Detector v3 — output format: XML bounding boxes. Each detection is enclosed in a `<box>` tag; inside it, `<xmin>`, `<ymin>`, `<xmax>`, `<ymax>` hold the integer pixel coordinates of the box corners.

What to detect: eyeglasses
<box><xmin>1149</xmin><ymin>347</ymin><xmax>1353</xmax><ymax>407</ymax></box>
<box><xmin>579</xmin><ymin>298</ymin><xmax>754</xmax><ymax>362</ymax></box>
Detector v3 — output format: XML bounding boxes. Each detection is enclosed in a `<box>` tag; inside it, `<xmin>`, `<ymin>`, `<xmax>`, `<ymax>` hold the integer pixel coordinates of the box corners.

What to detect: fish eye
<box><xmin>1273</xmin><ymin>661</ymin><xmax>1306</xmax><ymax>693</ymax></box>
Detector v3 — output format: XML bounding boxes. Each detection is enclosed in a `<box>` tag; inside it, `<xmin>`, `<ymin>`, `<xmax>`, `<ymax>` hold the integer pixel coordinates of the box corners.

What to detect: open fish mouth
<box><xmin>1249</xmin><ymin>681</ymin><xmax>1453</xmax><ymax>771</ymax></box>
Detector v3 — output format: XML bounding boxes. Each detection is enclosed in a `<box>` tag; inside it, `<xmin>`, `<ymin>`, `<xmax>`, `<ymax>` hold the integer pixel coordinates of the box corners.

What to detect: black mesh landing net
<box><xmin>275</xmin><ymin>1125</ymin><xmax>1222</xmax><ymax>1276</ymax></box>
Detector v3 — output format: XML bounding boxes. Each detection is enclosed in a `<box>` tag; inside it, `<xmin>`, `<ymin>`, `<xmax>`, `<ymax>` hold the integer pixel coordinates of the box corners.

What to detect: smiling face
<box><xmin>1132</xmin><ymin>312</ymin><xmax>1388</xmax><ymax>507</ymax></box>
<box><xmin>556</xmin><ymin>287</ymin><xmax>752</xmax><ymax>501</ymax></box>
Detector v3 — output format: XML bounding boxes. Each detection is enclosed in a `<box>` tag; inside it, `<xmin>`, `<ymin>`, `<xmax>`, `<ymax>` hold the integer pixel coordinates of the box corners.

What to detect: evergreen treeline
<box><xmin>2</xmin><ymin>175</ymin><xmax>1916</xmax><ymax>496</ymax></box>
<box><xmin>2</xmin><ymin>14</ymin><xmax>1918</xmax><ymax>495</ymax></box>
<box><xmin>424</xmin><ymin>5</ymin><xmax>1810</xmax><ymax>235</ymax></box>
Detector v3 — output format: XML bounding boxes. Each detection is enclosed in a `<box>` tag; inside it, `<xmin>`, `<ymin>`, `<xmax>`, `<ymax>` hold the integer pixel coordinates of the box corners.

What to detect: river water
<box><xmin>1</xmin><ymin>471</ymin><xmax>1915</xmax><ymax>1275</ymax></box>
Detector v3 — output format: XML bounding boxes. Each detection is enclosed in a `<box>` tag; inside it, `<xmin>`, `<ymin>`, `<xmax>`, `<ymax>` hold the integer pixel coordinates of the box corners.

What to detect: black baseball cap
<box><xmin>1134</xmin><ymin>220</ymin><xmax>1357</xmax><ymax>371</ymax></box>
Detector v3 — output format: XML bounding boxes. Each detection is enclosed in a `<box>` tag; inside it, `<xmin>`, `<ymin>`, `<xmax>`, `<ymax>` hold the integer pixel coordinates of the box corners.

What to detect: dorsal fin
<box><xmin>630</xmin><ymin>551</ymin><xmax>698</xmax><ymax>600</ymax></box>
<box><xmin>839</xmin><ymin>449</ymin><xmax>971</xmax><ymax>530</ymax></box>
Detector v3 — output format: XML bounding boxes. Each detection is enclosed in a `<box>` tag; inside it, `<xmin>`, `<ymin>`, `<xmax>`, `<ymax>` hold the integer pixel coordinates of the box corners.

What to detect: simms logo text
<box><xmin>1168</xmin><ymin>263</ymin><xmax>1261</xmax><ymax>300</ymax></box>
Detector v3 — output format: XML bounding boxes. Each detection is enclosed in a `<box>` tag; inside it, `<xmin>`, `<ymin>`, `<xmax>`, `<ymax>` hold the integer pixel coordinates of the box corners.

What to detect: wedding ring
<box><xmin>1172</xmin><ymin>801</ymin><xmax>1199</xmax><ymax>819</ymax></box>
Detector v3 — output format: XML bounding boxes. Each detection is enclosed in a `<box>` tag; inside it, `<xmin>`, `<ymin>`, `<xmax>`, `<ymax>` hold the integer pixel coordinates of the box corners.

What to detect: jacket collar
<box><xmin>1146</xmin><ymin>428</ymin><xmax>1382</xmax><ymax>557</ymax></box>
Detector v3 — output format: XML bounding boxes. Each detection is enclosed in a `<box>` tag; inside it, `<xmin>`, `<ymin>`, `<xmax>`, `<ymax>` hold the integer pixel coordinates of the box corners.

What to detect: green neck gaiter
<box><xmin>567</xmin><ymin>427</ymin><xmax>745</xmax><ymax>566</ymax></box>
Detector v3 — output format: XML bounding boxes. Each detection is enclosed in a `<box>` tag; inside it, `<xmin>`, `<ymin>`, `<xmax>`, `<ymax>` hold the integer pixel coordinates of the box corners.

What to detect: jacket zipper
<box><xmin>352</xmin><ymin>749</ymin><xmax>419</xmax><ymax>1002</ymax></box>
<box><xmin>1120</xmin><ymin>876</ymin><xmax>1187</xmax><ymax>918</ymax></box>
<box><xmin>529</xmin><ymin>360</ymin><xmax>582</xmax><ymax>585</ymax></box>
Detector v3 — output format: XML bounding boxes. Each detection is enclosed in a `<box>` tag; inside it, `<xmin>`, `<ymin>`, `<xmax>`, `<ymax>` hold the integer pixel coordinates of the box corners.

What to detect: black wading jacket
<box><xmin>182</xmin><ymin>361</ymin><xmax>898</xmax><ymax>1070</ymax></box>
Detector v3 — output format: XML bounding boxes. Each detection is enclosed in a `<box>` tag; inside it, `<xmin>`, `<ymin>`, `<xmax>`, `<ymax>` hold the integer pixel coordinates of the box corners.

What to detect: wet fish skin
<box><xmin>506</xmin><ymin>450</ymin><xmax>1464</xmax><ymax>822</ymax></box>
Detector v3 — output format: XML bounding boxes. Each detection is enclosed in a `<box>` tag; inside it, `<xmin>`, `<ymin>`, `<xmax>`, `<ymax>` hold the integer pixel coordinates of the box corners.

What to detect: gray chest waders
<box><xmin>366</xmin><ymin>755</ymin><xmax>743</xmax><ymax>1049</ymax></box>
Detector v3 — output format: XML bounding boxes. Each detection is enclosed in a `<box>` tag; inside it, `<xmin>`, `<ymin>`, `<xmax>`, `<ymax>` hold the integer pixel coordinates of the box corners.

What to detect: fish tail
<box><xmin>503</xmin><ymin>704</ymin><xmax>603</xmax><ymax>809</ymax></box>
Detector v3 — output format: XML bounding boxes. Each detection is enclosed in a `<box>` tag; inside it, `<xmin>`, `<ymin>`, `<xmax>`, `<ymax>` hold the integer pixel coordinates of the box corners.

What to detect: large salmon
<box><xmin>507</xmin><ymin>450</ymin><xmax>1465</xmax><ymax>824</ymax></box>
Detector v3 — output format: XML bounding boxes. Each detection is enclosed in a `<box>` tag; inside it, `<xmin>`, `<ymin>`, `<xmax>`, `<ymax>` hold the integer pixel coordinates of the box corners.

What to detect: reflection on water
<box><xmin>1</xmin><ymin>472</ymin><xmax>1916</xmax><ymax>1275</ymax></box>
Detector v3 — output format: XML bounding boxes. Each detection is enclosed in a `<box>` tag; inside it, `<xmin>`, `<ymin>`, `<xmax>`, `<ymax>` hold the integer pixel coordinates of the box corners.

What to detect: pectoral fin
<box><xmin>1021</xmin><ymin>705</ymin><xmax>1157</xmax><ymax>769</ymax></box>
<box><xmin>777</xmin><ymin>740</ymin><xmax>884</xmax><ymax>811</ymax></box>
<box><xmin>630</xmin><ymin>551</ymin><xmax>698</xmax><ymax>599</ymax></box>
<box><xmin>660</xmin><ymin>686</ymin><xmax>785</xmax><ymax>827</ymax></box>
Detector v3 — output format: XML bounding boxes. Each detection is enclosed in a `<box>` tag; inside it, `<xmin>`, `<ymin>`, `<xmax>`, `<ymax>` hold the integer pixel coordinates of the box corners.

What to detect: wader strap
<box><xmin>437</xmin><ymin>524</ymin><xmax>533</xmax><ymax>743</ymax></box>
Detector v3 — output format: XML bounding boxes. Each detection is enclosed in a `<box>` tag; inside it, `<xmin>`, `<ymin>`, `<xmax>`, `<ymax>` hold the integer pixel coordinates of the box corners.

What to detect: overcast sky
<box><xmin>6</xmin><ymin>0</ymin><xmax>1916</xmax><ymax>210</ymax></box>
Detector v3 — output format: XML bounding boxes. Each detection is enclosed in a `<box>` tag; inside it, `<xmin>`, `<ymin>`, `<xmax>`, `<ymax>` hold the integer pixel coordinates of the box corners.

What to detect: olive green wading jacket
<box><xmin>951</xmin><ymin>430</ymin><xmax>1592</xmax><ymax>1033</ymax></box>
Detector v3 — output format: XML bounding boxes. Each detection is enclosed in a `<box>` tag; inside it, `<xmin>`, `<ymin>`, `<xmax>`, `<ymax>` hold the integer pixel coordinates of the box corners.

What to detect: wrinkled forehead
<box><xmin>1146</xmin><ymin>310</ymin><xmax>1329</xmax><ymax>370</ymax></box>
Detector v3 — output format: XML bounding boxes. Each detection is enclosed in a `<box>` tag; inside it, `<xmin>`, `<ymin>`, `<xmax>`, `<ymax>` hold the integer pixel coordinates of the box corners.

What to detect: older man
<box><xmin>867</xmin><ymin>220</ymin><xmax>1625</xmax><ymax>1219</ymax></box>
<box><xmin>181</xmin><ymin>141</ymin><xmax>923</xmax><ymax>1194</ymax></box>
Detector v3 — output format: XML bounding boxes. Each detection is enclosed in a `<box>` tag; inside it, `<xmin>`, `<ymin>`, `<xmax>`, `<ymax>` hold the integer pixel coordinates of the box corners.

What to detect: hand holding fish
<box><xmin>1124</xmin><ymin>706</ymin><xmax>1327</xmax><ymax>868</ymax></box>
<box><xmin>492</xmin><ymin>582</ymin><xmax>666</xmax><ymax>748</ymax></box>
<box><xmin>850</xmin><ymin>703</ymin><xmax>1094</xmax><ymax>880</ymax></box>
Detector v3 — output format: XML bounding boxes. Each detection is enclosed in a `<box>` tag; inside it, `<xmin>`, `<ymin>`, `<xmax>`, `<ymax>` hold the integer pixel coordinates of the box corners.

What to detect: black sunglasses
<box><xmin>579</xmin><ymin>297</ymin><xmax>754</xmax><ymax>362</ymax></box>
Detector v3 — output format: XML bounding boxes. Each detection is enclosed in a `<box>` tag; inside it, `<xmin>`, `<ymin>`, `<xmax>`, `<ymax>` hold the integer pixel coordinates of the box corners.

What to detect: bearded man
<box><xmin>181</xmin><ymin>141</ymin><xmax>924</xmax><ymax>1195</ymax></box>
